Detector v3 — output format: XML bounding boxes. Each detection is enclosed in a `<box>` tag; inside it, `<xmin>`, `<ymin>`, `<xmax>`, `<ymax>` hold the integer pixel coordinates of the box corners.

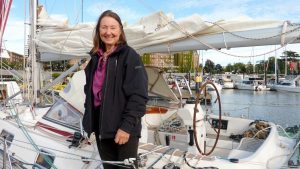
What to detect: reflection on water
<box><xmin>210</xmin><ymin>89</ymin><xmax>300</xmax><ymax>127</ymax></box>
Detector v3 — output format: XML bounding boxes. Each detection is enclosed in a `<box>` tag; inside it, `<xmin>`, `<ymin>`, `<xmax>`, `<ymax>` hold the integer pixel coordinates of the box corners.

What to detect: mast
<box><xmin>29</xmin><ymin>0</ymin><xmax>40</xmax><ymax>104</ymax></box>
<box><xmin>274</xmin><ymin>45</ymin><xmax>278</xmax><ymax>84</ymax></box>
<box><xmin>284</xmin><ymin>47</ymin><xmax>287</xmax><ymax>76</ymax></box>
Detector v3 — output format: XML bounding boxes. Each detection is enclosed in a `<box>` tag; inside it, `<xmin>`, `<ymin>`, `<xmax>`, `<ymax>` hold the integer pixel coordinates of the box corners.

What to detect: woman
<box><xmin>82</xmin><ymin>10</ymin><xmax>148</xmax><ymax>169</ymax></box>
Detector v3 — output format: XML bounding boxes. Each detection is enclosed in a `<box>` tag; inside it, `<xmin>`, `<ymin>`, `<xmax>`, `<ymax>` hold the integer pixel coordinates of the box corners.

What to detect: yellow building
<box><xmin>141</xmin><ymin>51</ymin><xmax>199</xmax><ymax>73</ymax></box>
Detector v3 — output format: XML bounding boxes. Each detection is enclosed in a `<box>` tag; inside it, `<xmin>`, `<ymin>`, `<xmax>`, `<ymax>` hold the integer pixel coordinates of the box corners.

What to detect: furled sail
<box><xmin>35</xmin><ymin>6</ymin><xmax>300</xmax><ymax>61</ymax></box>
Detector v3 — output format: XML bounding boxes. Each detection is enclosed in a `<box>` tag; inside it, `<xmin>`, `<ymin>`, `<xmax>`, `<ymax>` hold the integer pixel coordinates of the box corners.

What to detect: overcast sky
<box><xmin>3</xmin><ymin>0</ymin><xmax>300</xmax><ymax>66</ymax></box>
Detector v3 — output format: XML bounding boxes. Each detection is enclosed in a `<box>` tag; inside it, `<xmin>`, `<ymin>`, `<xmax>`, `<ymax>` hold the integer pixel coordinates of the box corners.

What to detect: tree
<box><xmin>282</xmin><ymin>50</ymin><xmax>300</xmax><ymax>62</ymax></box>
<box><xmin>224</xmin><ymin>63</ymin><xmax>234</xmax><ymax>73</ymax></box>
<box><xmin>281</xmin><ymin>50</ymin><xmax>300</xmax><ymax>74</ymax></box>
<box><xmin>266</xmin><ymin>57</ymin><xmax>275</xmax><ymax>74</ymax></box>
<box><xmin>233</xmin><ymin>63</ymin><xmax>246</xmax><ymax>74</ymax></box>
<box><xmin>215</xmin><ymin>64</ymin><xmax>223</xmax><ymax>74</ymax></box>
<box><xmin>245</xmin><ymin>61</ymin><xmax>254</xmax><ymax>74</ymax></box>
<box><xmin>255</xmin><ymin>60</ymin><xmax>265</xmax><ymax>74</ymax></box>
<box><xmin>265</xmin><ymin>56</ymin><xmax>286</xmax><ymax>75</ymax></box>
<box><xmin>204</xmin><ymin>59</ymin><xmax>215</xmax><ymax>74</ymax></box>
<box><xmin>197</xmin><ymin>63</ymin><xmax>203</xmax><ymax>74</ymax></box>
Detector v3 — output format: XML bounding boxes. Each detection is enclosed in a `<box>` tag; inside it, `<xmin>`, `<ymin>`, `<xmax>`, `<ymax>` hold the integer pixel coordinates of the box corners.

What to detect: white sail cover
<box><xmin>59</xmin><ymin>70</ymin><xmax>86</xmax><ymax>113</ymax></box>
<box><xmin>36</xmin><ymin>6</ymin><xmax>300</xmax><ymax>61</ymax></box>
<box><xmin>146</xmin><ymin>67</ymin><xmax>178</xmax><ymax>101</ymax></box>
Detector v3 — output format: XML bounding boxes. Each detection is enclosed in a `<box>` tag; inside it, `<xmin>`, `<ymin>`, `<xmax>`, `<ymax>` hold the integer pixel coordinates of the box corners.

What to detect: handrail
<box><xmin>173</xmin><ymin>77</ymin><xmax>183</xmax><ymax>108</ymax></box>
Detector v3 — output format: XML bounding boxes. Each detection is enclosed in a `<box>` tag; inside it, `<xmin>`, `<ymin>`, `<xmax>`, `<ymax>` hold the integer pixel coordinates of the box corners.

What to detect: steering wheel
<box><xmin>193</xmin><ymin>80</ymin><xmax>222</xmax><ymax>156</ymax></box>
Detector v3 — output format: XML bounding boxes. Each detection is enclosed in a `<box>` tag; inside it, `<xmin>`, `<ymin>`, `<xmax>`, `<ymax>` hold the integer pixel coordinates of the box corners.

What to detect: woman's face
<box><xmin>99</xmin><ymin>16</ymin><xmax>121</xmax><ymax>47</ymax></box>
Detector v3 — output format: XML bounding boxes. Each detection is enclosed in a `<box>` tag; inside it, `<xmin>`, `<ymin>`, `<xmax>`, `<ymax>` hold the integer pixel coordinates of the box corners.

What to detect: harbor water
<box><xmin>210</xmin><ymin>89</ymin><xmax>300</xmax><ymax>128</ymax></box>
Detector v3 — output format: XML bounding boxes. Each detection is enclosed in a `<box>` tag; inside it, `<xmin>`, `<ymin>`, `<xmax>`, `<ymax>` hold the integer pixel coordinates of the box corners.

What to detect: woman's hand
<box><xmin>114</xmin><ymin>129</ymin><xmax>130</xmax><ymax>145</ymax></box>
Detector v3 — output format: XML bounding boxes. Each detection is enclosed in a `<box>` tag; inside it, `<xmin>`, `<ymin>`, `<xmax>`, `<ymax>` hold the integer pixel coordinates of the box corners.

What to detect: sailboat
<box><xmin>271</xmin><ymin>75</ymin><xmax>300</xmax><ymax>93</ymax></box>
<box><xmin>1</xmin><ymin>1</ymin><xmax>300</xmax><ymax>169</ymax></box>
<box><xmin>235</xmin><ymin>76</ymin><xmax>270</xmax><ymax>91</ymax></box>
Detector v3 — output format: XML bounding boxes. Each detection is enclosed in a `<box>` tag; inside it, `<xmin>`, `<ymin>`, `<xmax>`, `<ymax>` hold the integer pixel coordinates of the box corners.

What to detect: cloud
<box><xmin>10</xmin><ymin>4</ymin><xmax>16</xmax><ymax>9</ymax></box>
<box><xmin>247</xmin><ymin>1</ymin><xmax>300</xmax><ymax>22</ymax></box>
<box><xmin>86</xmin><ymin>2</ymin><xmax>144</xmax><ymax>24</ymax></box>
<box><xmin>170</xmin><ymin>0</ymin><xmax>300</xmax><ymax>22</ymax></box>
<box><xmin>2</xmin><ymin>17</ymin><xmax>26</xmax><ymax>55</ymax></box>
<box><xmin>171</xmin><ymin>0</ymin><xmax>251</xmax><ymax>12</ymax></box>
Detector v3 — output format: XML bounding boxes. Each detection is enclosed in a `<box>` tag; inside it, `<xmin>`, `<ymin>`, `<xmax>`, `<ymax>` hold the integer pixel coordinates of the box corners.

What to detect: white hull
<box><xmin>0</xmin><ymin>106</ymin><xmax>100</xmax><ymax>169</ymax></box>
<box><xmin>235</xmin><ymin>84</ymin><xmax>270</xmax><ymax>91</ymax></box>
<box><xmin>222</xmin><ymin>81</ymin><xmax>235</xmax><ymax>89</ymax></box>
<box><xmin>272</xmin><ymin>76</ymin><xmax>300</xmax><ymax>93</ymax></box>
<box><xmin>272</xmin><ymin>85</ymin><xmax>300</xmax><ymax>93</ymax></box>
<box><xmin>207</xmin><ymin>82</ymin><xmax>223</xmax><ymax>92</ymax></box>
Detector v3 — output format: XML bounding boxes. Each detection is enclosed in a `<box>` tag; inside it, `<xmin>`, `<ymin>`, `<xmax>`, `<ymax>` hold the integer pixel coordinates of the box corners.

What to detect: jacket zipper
<box><xmin>115</xmin><ymin>59</ymin><xmax>118</xmax><ymax>75</ymax></box>
<box><xmin>99</xmin><ymin>58</ymin><xmax>110</xmax><ymax>140</ymax></box>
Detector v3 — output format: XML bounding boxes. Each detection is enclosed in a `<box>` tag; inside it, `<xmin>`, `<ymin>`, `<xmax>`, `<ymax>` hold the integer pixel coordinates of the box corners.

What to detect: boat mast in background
<box><xmin>275</xmin><ymin>45</ymin><xmax>278</xmax><ymax>83</ymax></box>
<box><xmin>29</xmin><ymin>0</ymin><xmax>41</xmax><ymax>105</ymax></box>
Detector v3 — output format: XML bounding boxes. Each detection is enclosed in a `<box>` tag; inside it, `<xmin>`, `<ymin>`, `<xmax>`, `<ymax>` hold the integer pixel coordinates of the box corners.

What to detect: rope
<box><xmin>183</xmin><ymin>151</ymin><xmax>206</xmax><ymax>169</ymax></box>
<box><xmin>3</xmin><ymin>104</ymin><xmax>59</xmax><ymax>169</ymax></box>
<box><xmin>147</xmin><ymin>148</ymin><xmax>174</xmax><ymax>169</ymax></box>
<box><xmin>204</xmin><ymin>21</ymin><xmax>300</xmax><ymax>41</ymax></box>
<box><xmin>276</xmin><ymin>125</ymin><xmax>299</xmax><ymax>139</ymax></box>
<box><xmin>134</xmin><ymin>2</ymin><xmax>300</xmax><ymax>58</ymax></box>
<box><xmin>3</xmin><ymin>138</ymin><xmax>13</xmax><ymax>169</ymax></box>
<box><xmin>139</xmin><ymin>145</ymin><xmax>167</xmax><ymax>157</ymax></box>
<box><xmin>167</xmin><ymin>19</ymin><xmax>300</xmax><ymax>58</ymax></box>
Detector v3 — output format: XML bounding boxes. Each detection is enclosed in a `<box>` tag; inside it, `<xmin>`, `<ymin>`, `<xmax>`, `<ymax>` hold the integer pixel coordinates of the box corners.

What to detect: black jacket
<box><xmin>82</xmin><ymin>44</ymin><xmax>148</xmax><ymax>139</ymax></box>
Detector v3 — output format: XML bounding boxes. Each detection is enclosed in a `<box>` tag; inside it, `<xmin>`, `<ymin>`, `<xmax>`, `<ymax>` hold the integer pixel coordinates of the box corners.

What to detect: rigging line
<box><xmin>45</xmin><ymin>0</ymin><xmax>57</xmax><ymax>18</ymax></box>
<box><xmin>63</xmin><ymin>0</ymin><xmax>81</xmax><ymax>25</ymax></box>
<box><xmin>2</xmin><ymin>138</ymin><xmax>134</xmax><ymax>168</ymax></box>
<box><xmin>36</xmin><ymin>0</ymin><xmax>82</xmax><ymax>55</ymax></box>
<box><xmin>276</xmin><ymin>125</ymin><xmax>299</xmax><ymax>139</ymax></box>
<box><xmin>8</xmin><ymin>153</ymin><xmax>36</xmax><ymax>166</ymax></box>
<box><xmin>266</xmin><ymin>154</ymin><xmax>292</xmax><ymax>169</ymax></box>
<box><xmin>139</xmin><ymin>145</ymin><xmax>166</xmax><ymax>157</ymax></box>
<box><xmin>204</xmin><ymin>20</ymin><xmax>300</xmax><ymax>41</ymax></box>
<box><xmin>186</xmin><ymin>152</ymin><xmax>201</xmax><ymax>167</ymax></box>
<box><xmin>168</xmin><ymin>20</ymin><xmax>300</xmax><ymax>58</ymax></box>
<box><xmin>168</xmin><ymin>148</ymin><xmax>179</xmax><ymax>162</ymax></box>
<box><xmin>132</xmin><ymin>2</ymin><xmax>300</xmax><ymax>58</ymax></box>
<box><xmin>2</xmin><ymin>140</ymin><xmax>93</xmax><ymax>162</ymax></box>
<box><xmin>1</xmin><ymin>138</ymin><xmax>96</xmax><ymax>160</ymax></box>
<box><xmin>5</xmin><ymin>103</ymin><xmax>59</xmax><ymax>169</ymax></box>
<box><xmin>3</xmin><ymin>138</ymin><xmax>13</xmax><ymax>169</ymax></box>
<box><xmin>147</xmin><ymin>148</ymin><xmax>174</xmax><ymax>169</ymax></box>
<box><xmin>0</xmin><ymin>62</ymin><xmax>25</xmax><ymax>82</ymax></box>
<box><xmin>183</xmin><ymin>151</ymin><xmax>204</xmax><ymax>169</ymax></box>
<box><xmin>176</xmin><ymin>151</ymin><xmax>187</xmax><ymax>167</ymax></box>
<box><xmin>23</xmin><ymin>0</ymin><xmax>28</xmax><ymax>99</ymax></box>
<box><xmin>135</xmin><ymin>0</ymin><xmax>156</xmax><ymax>12</ymax></box>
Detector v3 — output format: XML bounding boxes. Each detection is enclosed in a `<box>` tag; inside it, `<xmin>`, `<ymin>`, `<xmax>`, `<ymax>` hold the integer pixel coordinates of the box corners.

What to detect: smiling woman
<box><xmin>82</xmin><ymin>10</ymin><xmax>148</xmax><ymax>169</ymax></box>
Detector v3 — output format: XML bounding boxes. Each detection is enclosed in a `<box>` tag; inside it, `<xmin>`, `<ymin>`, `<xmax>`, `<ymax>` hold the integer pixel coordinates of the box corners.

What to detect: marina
<box><xmin>0</xmin><ymin>0</ymin><xmax>300</xmax><ymax>169</ymax></box>
<box><xmin>212</xmin><ymin>89</ymin><xmax>300</xmax><ymax>127</ymax></box>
